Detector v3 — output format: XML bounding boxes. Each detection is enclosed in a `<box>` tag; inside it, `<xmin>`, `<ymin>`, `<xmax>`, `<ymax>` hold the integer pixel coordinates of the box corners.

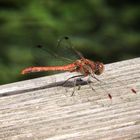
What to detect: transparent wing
<box><xmin>56</xmin><ymin>36</ymin><xmax>84</xmax><ymax>60</ymax></box>
<box><xmin>32</xmin><ymin>36</ymin><xmax>82</xmax><ymax>67</ymax></box>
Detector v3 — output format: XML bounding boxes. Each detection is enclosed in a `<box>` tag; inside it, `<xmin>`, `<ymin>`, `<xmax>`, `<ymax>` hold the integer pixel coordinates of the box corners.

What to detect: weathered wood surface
<box><xmin>0</xmin><ymin>58</ymin><xmax>140</xmax><ymax>140</ymax></box>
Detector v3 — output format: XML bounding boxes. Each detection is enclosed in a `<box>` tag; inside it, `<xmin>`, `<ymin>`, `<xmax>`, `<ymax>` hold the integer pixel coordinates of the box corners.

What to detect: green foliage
<box><xmin>0</xmin><ymin>0</ymin><xmax>139</xmax><ymax>84</ymax></box>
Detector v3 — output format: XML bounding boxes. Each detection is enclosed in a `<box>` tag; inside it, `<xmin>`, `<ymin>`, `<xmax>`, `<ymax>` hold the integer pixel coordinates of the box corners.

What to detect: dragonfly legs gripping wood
<box><xmin>61</xmin><ymin>75</ymin><xmax>84</xmax><ymax>96</ymax></box>
<box><xmin>61</xmin><ymin>75</ymin><xmax>100</xmax><ymax>96</ymax></box>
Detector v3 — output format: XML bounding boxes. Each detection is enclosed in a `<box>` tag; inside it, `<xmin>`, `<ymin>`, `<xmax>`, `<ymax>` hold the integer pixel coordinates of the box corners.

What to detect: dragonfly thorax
<box><xmin>74</xmin><ymin>59</ymin><xmax>104</xmax><ymax>76</ymax></box>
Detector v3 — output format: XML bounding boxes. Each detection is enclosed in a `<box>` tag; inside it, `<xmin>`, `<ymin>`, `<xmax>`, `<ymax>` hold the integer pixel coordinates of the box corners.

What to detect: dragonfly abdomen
<box><xmin>21</xmin><ymin>63</ymin><xmax>76</xmax><ymax>74</ymax></box>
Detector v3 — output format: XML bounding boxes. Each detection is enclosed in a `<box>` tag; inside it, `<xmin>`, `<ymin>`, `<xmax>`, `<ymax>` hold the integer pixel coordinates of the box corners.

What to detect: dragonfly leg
<box><xmin>91</xmin><ymin>75</ymin><xmax>112</xmax><ymax>99</ymax></box>
<box><xmin>61</xmin><ymin>75</ymin><xmax>84</xmax><ymax>96</ymax></box>
<box><xmin>87</xmin><ymin>76</ymin><xmax>96</xmax><ymax>91</ymax></box>
<box><xmin>62</xmin><ymin>74</ymin><xmax>84</xmax><ymax>87</ymax></box>
<box><xmin>71</xmin><ymin>78</ymin><xmax>77</xmax><ymax>96</ymax></box>
<box><xmin>91</xmin><ymin>75</ymin><xmax>101</xmax><ymax>82</ymax></box>
<box><xmin>71</xmin><ymin>78</ymin><xmax>84</xmax><ymax>96</ymax></box>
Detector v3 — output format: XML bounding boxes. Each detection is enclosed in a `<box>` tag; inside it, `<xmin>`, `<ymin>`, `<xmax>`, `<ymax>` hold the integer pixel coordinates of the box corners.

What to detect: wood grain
<box><xmin>0</xmin><ymin>58</ymin><xmax>140</xmax><ymax>140</ymax></box>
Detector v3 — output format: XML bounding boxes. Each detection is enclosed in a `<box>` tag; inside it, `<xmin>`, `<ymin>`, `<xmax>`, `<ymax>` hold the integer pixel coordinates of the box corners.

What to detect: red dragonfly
<box><xmin>21</xmin><ymin>37</ymin><xmax>136</xmax><ymax>98</ymax></box>
<box><xmin>21</xmin><ymin>37</ymin><xmax>104</xmax><ymax>79</ymax></box>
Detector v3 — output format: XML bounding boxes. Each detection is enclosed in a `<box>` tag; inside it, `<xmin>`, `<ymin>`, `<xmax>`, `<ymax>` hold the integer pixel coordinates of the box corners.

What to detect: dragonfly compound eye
<box><xmin>94</xmin><ymin>62</ymin><xmax>104</xmax><ymax>75</ymax></box>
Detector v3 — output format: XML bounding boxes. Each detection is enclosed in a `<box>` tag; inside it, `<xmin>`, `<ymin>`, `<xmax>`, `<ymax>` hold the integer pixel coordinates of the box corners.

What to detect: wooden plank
<box><xmin>0</xmin><ymin>58</ymin><xmax>140</xmax><ymax>140</ymax></box>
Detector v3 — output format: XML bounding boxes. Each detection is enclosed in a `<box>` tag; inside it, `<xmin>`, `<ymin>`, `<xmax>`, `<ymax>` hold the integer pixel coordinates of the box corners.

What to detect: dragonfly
<box><xmin>21</xmin><ymin>37</ymin><xmax>106</xmax><ymax>96</ymax></box>
<box><xmin>21</xmin><ymin>37</ymin><xmax>136</xmax><ymax>97</ymax></box>
<box><xmin>21</xmin><ymin>37</ymin><xmax>104</xmax><ymax>79</ymax></box>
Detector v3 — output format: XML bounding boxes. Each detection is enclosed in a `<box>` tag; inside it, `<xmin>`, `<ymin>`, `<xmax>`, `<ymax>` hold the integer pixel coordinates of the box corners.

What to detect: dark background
<box><xmin>0</xmin><ymin>0</ymin><xmax>139</xmax><ymax>85</ymax></box>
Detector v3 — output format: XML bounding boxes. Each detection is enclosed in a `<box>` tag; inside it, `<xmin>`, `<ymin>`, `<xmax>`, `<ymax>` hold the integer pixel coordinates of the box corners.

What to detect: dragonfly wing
<box><xmin>56</xmin><ymin>36</ymin><xmax>83</xmax><ymax>61</ymax></box>
<box><xmin>31</xmin><ymin>37</ymin><xmax>81</xmax><ymax>68</ymax></box>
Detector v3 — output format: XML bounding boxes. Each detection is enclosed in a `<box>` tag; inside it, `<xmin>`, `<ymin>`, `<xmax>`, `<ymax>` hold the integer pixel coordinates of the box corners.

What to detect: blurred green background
<box><xmin>0</xmin><ymin>0</ymin><xmax>139</xmax><ymax>85</ymax></box>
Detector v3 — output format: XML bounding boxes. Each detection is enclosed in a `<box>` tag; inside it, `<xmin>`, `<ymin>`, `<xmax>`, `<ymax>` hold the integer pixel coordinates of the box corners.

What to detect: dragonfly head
<box><xmin>94</xmin><ymin>62</ymin><xmax>104</xmax><ymax>75</ymax></box>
